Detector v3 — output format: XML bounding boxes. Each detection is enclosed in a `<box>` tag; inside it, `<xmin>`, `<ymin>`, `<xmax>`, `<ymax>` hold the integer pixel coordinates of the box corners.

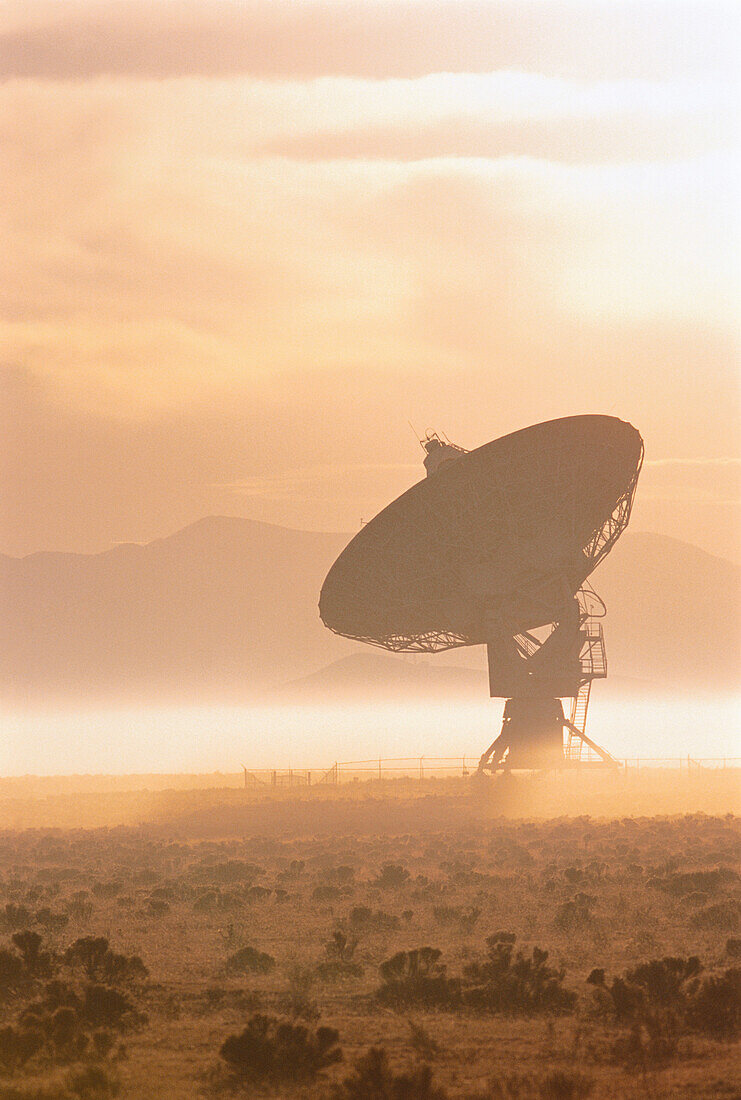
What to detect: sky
<box><xmin>2</xmin><ymin>0</ymin><xmax>740</xmax><ymax>562</ymax></box>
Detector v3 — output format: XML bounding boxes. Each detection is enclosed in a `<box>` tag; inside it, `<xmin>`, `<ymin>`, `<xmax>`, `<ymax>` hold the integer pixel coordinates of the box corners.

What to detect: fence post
<box><xmin>378</xmin><ymin>758</ymin><xmax>382</xmax><ymax>781</ymax></box>
<box><xmin>419</xmin><ymin>756</ymin><xmax>423</xmax><ymax>780</ymax></box>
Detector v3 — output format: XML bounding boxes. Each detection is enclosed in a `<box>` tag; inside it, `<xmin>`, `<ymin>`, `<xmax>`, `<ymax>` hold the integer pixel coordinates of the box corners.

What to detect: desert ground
<box><xmin>0</xmin><ymin>773</ymin><xmax>739</xmax><ymax>1100</ymax></box>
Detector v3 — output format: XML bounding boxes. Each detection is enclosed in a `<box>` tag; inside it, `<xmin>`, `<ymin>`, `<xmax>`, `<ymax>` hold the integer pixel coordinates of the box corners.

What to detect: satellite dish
<box><xmin>319</xmin><ymin>415</ymin><xmax>643</xmax><ymax>772</ymax></box>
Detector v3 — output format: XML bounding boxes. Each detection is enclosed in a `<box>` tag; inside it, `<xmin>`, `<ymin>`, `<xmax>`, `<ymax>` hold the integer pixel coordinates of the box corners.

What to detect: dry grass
<box><xmin>0</xmin><ymin>778</ymin><xmax>738</xmax><ymax>1098</ymax></box>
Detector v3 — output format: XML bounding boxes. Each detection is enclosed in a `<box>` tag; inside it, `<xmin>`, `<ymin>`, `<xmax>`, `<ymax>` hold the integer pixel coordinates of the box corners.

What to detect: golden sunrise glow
<box><xmin>0</xmin><ymin>21</ymin><xmax>739</xmax><ymax>1100</ymax></box>
<box><xmin>2</xmin><ymin>2</ymin><xmax>739</xmax><ymax>560</ymax></box>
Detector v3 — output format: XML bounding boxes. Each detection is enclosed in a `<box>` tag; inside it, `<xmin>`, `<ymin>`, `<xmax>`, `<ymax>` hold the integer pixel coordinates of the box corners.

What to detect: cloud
<box><xmin>1</xmin><ymin>25</ymin><xmax>738</xmax><ymax>559</ymax></box>
<box><xmin>1</xmin><ymin>1</ymin><xmax>738</xmax><ymax>82</ymax></box>
<box><xmin>637</xmin><ymin>455</ymin><xmax>740</xmax><ymax>512</ymax></box>
<box><xmin>257</xmin><ymin>74</ymin><xmax>734</xmax><ymax>165</ymax></box>
<box><xmin>217</xmin><ymin>463</ymin><xmax>423</xmax><ymax>511</ymax></box>
<box><xmin>1</xmin><ymin>75</ymin><xmax>737</xmax><ymax>425</ymax></box>
<box><xmin>645</xmin><ymin>458</ymin><xmax>741</xmax><ymax>467</ymax></box>
<box><xmin>262</xmin><ymin>116</ymin><xmax>722</xmax><ymax>165</ymax></box>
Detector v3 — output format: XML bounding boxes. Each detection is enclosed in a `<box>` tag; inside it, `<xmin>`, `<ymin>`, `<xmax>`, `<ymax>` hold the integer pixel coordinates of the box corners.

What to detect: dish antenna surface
<box><xmin>319</xmin><ymin>415</ymin><xmax>643</xmax><ymax>771</ymax></box>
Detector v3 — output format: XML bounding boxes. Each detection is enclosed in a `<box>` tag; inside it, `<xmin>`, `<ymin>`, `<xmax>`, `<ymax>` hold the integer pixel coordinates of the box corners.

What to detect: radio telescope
<box><xmin>319</xmin><ymin>415</ymin><xmax>643</xmax><ymax>772</ymax></box>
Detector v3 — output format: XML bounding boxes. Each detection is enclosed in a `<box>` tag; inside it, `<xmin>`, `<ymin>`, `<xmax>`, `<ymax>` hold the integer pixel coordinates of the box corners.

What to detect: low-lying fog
<box><xmin>2</xmin><ymin>695</ymin><xmax>739</xmax><ymax>776</ymax></box>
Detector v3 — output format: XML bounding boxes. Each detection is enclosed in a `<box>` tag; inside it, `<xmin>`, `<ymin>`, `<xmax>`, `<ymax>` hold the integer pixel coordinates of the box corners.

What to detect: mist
<box><xmin>2</xmin><ymin>694</ymin><xmax>737</xmax><ymax>776</ymax></box>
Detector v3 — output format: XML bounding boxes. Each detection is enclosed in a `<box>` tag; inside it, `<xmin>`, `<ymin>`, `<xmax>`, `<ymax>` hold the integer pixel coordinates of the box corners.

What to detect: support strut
<box><xmin>478</xmin><ymin>588</ymin><xmax>616</xmax><ymax>773</ymax></box>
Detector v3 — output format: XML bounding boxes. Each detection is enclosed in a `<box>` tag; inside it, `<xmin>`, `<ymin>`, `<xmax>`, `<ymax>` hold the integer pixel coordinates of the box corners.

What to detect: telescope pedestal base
<box><xmin>478</xmin><ymin>696</ymin><xmax>565</xmax><ymax>772</ymax></box>
<box><xmin>477</xmin><ymin>695</ymin><xmax>617</xmax><ymax>773</ymax></box>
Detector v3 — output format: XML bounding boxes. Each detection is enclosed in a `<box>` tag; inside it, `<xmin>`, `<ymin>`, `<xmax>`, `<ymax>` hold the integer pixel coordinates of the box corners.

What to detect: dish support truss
<box><xmin>477</xmin><ymin>584</ymin><xmax>617</xmax><ymax>773</ymax></box>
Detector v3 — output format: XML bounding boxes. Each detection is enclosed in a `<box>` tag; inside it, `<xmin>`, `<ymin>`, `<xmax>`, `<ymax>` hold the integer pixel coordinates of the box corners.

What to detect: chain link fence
<box><xmin>241</xmin><ymin>756</ymin><xmax>741</xmax><ymax>787</ymax></box>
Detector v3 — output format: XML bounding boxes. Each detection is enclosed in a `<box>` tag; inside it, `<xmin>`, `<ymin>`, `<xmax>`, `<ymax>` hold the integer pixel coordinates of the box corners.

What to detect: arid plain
<box><xmin>0</xmin><ymin>774</ymin><xmax>738</xmax><ymax>1100</ymax></box>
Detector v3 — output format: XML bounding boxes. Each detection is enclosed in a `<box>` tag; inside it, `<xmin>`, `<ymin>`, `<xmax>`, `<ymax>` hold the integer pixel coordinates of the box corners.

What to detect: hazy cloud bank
<box><xmin>1</xmin><ymin>3</ymin><xmax>738</xmax><ymax>559</ymax></box>
<box><xmin>2</xmin><ymin>1</ymin><xmax>738</xmax><ymax>81</ymax></box>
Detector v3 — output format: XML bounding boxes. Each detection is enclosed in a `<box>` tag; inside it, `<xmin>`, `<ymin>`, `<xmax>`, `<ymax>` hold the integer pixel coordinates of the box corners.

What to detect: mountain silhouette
<box><xmin>1</xmin><ymin>517</ymin><xmax>738</xmax><ymax>705</ymax></box>
<box><xmin>1</xmin><ymin>516</ymin><xmax>351</xmax><ymax>706</ymax></box>
<box><xmin>278</xmin><ymin>651</ymin><xmax>488</xmax><ymax>700</ymax></box>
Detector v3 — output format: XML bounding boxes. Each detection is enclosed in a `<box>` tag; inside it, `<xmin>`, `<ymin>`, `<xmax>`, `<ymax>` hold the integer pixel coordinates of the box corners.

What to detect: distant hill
<box><xmin>277</xmin><ymin>651</ymin><xmax>488</xmax><ymax>700</ymax></box>
<box><xmin>0</xmin><ymin>516</ymin><xmax>353</xmax><ymax>706</ymax></box>
<box><xmin>1</xmin><ymin>517</ymin><xmax>738</xmax><ymax>705</ymax></box>
<box><xmin>592</xmin><ymin>531</ymin><xmax>740</xmax><ymax>692</ymax></box>
<box><xmin>276</xmin><ymin>652</ymin><xmax>661</xmax><ymax>701</ymax></box>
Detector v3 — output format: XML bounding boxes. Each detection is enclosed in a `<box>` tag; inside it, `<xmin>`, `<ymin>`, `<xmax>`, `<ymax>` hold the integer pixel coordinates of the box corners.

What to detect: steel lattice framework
<box><xmin>320</xmin><ymin>416</ymin><xmax>643</xmax><ymax>652</ymax></box>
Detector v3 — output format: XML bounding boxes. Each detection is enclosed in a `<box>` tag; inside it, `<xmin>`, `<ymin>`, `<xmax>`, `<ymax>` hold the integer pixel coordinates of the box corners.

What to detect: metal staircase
<box><xmin>566</xmin><ymin>682</ymin><xmax>591</xmax><ymax>760</ymax></box>
<box><xmin>565</xmin><ymin>617</ymin><xmax>608</xmax><ymax>763</ymax></box>
<box><xmin>581</xmin><ymin>620</ymin><xmax>607</xmax><ymax>677</ymax></box>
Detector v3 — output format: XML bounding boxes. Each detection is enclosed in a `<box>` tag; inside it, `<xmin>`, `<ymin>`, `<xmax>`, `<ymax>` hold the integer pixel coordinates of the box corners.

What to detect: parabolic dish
<box><xmin>319</xmin><ymin>415</ymin><xmax>643</xmax><ymax>651</ymax></box>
